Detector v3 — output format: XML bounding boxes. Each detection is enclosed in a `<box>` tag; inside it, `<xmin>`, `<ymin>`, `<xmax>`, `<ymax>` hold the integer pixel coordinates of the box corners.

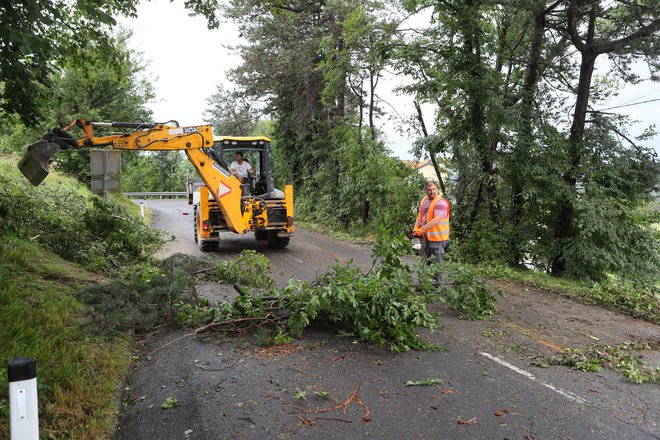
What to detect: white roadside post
<box><xmin>140</xmin><ymin>201</ymin><xmax>145</xmax><ymax>218</ymax></box>
<box><xmin>8</xmin><ymin>357</ymin><xmax>39</xmax><ymax>440</ymax></box>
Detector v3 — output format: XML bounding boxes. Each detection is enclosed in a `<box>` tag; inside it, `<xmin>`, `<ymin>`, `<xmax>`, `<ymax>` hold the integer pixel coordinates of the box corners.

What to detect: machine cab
<box><xmin>213</xmin><ymin>136</ymin><xmax>280</xmax><ymax>199</ymax></box>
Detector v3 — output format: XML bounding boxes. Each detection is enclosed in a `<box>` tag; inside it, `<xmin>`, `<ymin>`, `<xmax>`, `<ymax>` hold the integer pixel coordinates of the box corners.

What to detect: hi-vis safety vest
<box><xmin>418</xmin><ymin>195</ymin><xmax>450</xmax><ymax>241</ymax></box>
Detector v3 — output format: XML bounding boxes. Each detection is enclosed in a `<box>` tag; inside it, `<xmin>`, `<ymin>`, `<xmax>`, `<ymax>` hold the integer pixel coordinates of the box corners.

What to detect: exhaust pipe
<box><xmin>17</xmin><ymin>128</ymin><xmax>78</xmax><ymax>186</ymax></box>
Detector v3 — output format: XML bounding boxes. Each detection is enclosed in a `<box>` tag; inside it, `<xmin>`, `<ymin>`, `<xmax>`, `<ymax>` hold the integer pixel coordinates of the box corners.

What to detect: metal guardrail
<box><xmin>124</xmin><ymin>192</ymin><xmax>187</xmax><ymax>198</ymax></box>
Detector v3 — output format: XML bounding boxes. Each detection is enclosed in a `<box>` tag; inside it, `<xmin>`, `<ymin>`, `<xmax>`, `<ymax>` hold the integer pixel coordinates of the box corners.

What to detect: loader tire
<box><xmin>254</xmin><ymin>230</ymin><xmax>267</xmax><ymax>241</ymax></box>
<box><xmin>198</xmin><ymin>238</ymin><xmax>213</xmax><ymax>252</ymax></box>
<box><xmin>266</xmin><ymin>231</ymin><xmax>289</xmax><ymax>249</ymax></box>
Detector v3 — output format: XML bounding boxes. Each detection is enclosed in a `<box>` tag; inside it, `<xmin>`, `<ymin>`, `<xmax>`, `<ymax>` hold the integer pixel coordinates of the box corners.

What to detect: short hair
<box><xmin>424</xmin><ymin>180</ymin><xmax>438</xmax><ymax>190</ymax></box>
<box><xmin>235</xmin><ymin>151</ymin><xmax>244</xmax><ymax>157</ymax></box>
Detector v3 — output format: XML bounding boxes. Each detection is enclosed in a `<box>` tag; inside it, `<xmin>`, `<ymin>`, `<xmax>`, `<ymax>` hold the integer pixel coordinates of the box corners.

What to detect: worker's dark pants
<box><xmin>424</xmin><ymin>239</ymin><xmax>448</xmax><ymax>284</ymax></box>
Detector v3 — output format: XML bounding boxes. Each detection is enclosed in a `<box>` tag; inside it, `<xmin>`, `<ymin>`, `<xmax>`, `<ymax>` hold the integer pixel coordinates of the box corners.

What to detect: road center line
<box><xmin>480</xmin><ymin>352</ymin><xmax>588</xmax><ymax>405</ymax></box>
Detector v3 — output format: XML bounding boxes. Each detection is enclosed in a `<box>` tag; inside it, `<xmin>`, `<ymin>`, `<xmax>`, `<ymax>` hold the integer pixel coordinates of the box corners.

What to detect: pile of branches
<box><xmin>177</xmin><ymin>234</ymin><xmax>495</xmax><ymax>352</ymax></box>
<box><xmin>79</xmin><ymin>235</ymin><xmax>497</xmax><ymax>351</ymax></box>
<box><xmin>78</xmin><ymin>253</ymin><xmax>216</xmax><ymax>335</ymax></box>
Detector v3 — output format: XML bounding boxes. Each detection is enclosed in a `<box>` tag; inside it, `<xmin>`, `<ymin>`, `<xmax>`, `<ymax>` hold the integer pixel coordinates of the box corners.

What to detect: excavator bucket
<box><xmin>17</xmin><ymin>141</ymin><xmax>61</xmax><ymax>186</ymax></box>
<box><xmin>17</xmin><ymin>127</ymin><xmax>78</xmax><ymax>186</ymax></box>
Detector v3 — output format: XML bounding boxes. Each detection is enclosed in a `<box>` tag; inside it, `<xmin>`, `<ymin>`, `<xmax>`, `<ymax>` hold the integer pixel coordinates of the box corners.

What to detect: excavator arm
<box><xmin>18</xmin><ymin>118</ymin><xmax>249</xmax><ymax>234</ymax></box>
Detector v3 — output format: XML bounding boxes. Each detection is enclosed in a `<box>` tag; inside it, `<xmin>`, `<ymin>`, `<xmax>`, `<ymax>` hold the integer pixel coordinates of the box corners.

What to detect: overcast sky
<box><xmin>119</xmin><ymin>1</ymin><xmax>660</xmax><ymax>159</ymax></box>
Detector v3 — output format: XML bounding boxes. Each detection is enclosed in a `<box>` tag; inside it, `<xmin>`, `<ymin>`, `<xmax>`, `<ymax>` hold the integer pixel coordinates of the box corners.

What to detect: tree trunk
<box><xmin>551</xmin><ymin>51</ymin><xmax>597</xmax><ymax>275</ymax></box>
<box><xmin>413</xmin><ymin>100</ymin><xmax>446</xmax><ymax>194</ymax></box>
<box><xmin>508</xmin><ymin>9</ymin><xmax>545</xmax><ymax>265</ymax></box>
<box><xmin>368</xmin><ymin>70</ymin><xmax>376</xmax><ymax>141</ymax></box>
<box><xmin>461</xmin><ymin>0</ymin><xmax>496</xmax><ymax>234</ymax></box>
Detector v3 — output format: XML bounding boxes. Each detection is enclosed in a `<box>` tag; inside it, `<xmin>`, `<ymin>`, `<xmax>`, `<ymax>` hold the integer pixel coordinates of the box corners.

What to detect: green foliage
<box><xmin>293</xmin><ymin>128</ymin><xmax>424</xmax><ymax>234</ymax></box>
<box><xmin>405</xmin><ymin>377</ymin><xmax>443</xmax><ymax>386</ymax></box>
<box><xmin>78</xmin><ymin>254</ymin><xmax>211</xmax><ymax>334</ymax></box>
<box><xmin>313</xmin><ymin>391</ymin><xmax>331</xmax><ymax>399</ymax></box>
<box><xmin>254</xmin><ymin>327</ymin><xmax>293</xmax><ymax>347</ymax></box>
<box><xmin>121</xmin><ymin>151</ymin><xmax>195</xmax><ymax>193</ymax></box>
<box><xmin>0</xmin><ymin>159</ymin><xmax>164</xmax><ymax>273</ymax></box>
<box><xmin>550</xmin><ymin>348</ymin><xmax>602</xmax><ymax>373</ymax></box>
<box><xmin>214</xmin><ymin>250</ymin><xmax>275</xmax><ymax>289</ymax></box>
<box><xmin>442</xmin><ymin>263</ymin><xmax>498</xmax><ymax>320</ymax></box>
<box><xmin>0</xmin><ymin>0</ymin><xmax>219</xmax><ymax>125</ymax></box>
<box><xmin>0</xmin><ymin>237</ymin><xmax>132</xmax><ymax>438</ymax></box>
<box><xmin>161</xmin><ymin>396</ymin><xmax>180</xmax><ymax>409</ymax></box>
<box><xmin>204</xmin><ymin>84</ymin><xmax>263</xmax><ymax>136</ymax></box>
<box><xmin>177</xmin><ymin>234</ymin><xmax>440</xmax><ymax>352</ymax></box>
<box><xmin>223</xmin><ymin>1</ymin><xmax>421</xmax><ymax>235</ymax></box>
<box><xmin>544</xmin><ymin>342</ymin><xmax>659</xmax><ymax>384</ymax></box>
<box><xmin>396</xmin><ymin>0</ymin><xmax>660</xmax><ymax>286</ymax></box>
<box><xmin>284</xmin><ymin>259</ymin><xmax>437</xmax><ymax>352</ymax></box>
<box><xmin>0</xmin><ymin>0</ymin><xmax>136</xmax><ymax>123</ymax></box>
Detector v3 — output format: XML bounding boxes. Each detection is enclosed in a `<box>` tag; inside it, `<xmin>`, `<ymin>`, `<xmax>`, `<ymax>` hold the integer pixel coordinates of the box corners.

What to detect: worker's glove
<box><xmin>413</xmin><ymin>228</ymin><xmax>424</xmax><ymax>237</ymax></box>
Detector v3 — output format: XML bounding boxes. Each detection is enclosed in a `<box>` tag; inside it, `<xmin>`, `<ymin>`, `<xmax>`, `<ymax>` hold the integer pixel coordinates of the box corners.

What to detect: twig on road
<box><xmin>193</xmin><ymin>313</ymin><xmax>285</xmax><ymax>334</ymax></box>
<box><xmin>290</xmin><ymin>384</ymin><xmax>371</xmax><ymax>423</ymax></box>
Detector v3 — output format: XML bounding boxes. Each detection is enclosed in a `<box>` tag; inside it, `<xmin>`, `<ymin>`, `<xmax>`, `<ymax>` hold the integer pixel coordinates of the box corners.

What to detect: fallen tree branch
<box><xmin>291</xmin><ymin>384</ymin><xmax>371</xmax><ymax>423</ymax></box>
<box><xmin>193</xmin><ymin>313</ymin><xmax>285</xmax><ymax>334</ymax></box>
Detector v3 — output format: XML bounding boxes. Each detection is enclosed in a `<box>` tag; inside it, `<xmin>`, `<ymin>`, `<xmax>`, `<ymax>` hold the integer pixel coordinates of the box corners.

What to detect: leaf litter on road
<box><xmin>405</xmin><ymin>377</ymin><xmax>443</xmax><ymax>386</ymax></box>
<box><xmin>457</xmin><ymin>416</ymin><xmax>478</xmax><ymax>426</ymax></box>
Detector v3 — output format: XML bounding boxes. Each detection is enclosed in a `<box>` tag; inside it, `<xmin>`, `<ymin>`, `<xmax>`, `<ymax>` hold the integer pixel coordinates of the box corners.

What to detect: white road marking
<box><xmin>480</xmin><ymin>352</ymin><xmax>588</xmax><ymax>405</ymax></box>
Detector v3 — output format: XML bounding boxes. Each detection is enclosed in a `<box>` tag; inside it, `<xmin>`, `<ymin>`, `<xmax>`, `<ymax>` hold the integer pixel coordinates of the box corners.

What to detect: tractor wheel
<box><xmin>254</xmin><ymin>230</ymin><xmax>267</xmax><ymax>241</ymax></box>
<box><xmin>198</xmin><ymin>238</ymin><xmax>214</xmax><ymax>252</ymax></box>
<box><xmin>266</xmin><ymin>231</ymin><xmax>290</xmax><ymax>249</ymax></box>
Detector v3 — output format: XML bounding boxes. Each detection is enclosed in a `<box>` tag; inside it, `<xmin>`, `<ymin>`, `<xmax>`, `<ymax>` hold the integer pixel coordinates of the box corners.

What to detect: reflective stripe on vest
<box><xmin>417</xmin><ymin>195</ymin><xmax>450</xmax><ymax>242</ymax></box>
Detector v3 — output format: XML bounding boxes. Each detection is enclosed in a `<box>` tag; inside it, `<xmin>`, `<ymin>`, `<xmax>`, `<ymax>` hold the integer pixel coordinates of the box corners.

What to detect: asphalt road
<box><xmin>118</xmin><ymin>199</ymin><xmax>659</xmax><ymax>440</ymax></box>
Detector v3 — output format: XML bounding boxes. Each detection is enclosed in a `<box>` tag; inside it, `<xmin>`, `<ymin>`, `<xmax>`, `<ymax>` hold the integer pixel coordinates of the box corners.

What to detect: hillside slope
<box><xmin>0</xmin><ymin>156</ymin><xmax>162</xmax><ymax>439</ymax></box>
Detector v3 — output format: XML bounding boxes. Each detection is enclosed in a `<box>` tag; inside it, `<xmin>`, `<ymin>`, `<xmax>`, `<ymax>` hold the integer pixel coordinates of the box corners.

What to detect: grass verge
<box><xmin>0</xmin><ymin>236</ymin><xmax>133</xmax><ymax>439</ymax></box>
<box><xmin>480</xmin><ymin>265</ymin><xmax>659</xmax><ymax>325</ymax></box>
<box><xmin>110</xmin><ymin>193</ymin><xmax>153</xmax><ymax>225</ymax></box>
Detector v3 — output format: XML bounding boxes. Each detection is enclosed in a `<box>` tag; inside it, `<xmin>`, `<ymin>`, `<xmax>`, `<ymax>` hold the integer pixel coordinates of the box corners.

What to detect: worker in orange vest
<box><xmin>413</xmin><ymin>180</ymin><xmax>450</xmax><ymax>284</ymax></box>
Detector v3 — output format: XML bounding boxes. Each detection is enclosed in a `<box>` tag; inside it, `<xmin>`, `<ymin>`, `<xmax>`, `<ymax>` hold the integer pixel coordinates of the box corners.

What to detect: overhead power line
<box><xmin>596</xmin><ymin>97</ymin><xmax>660</xmax><ymax>112</ymax></box>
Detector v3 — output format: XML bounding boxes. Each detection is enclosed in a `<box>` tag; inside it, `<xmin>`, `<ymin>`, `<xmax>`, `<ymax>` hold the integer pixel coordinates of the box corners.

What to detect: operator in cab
<box><xmin>230</xmin><ymin>151</ymin><xmax>255</xmax><ymax>183</ymax></box>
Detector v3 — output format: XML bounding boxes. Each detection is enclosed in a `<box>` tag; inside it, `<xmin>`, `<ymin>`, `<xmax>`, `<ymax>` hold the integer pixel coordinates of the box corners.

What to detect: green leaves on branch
<box><xmin>441</xmin><ymin>263</ymin><xmax>498</xmax><ymax>321</ymax></box>
<box><xmin>174</xmin><ymin>234</ymin><xmax>501</xmax><ymax>351</ymax></box>
<box><xmin>284</xmin><ymin>257</ymin><xmax>438</xmax><ymax>352</ymax></box>
<box><xmin>541</xmin><ymin>342</ymin><xmax>660</xmax><ymax>384</ymax></box>
<box><xmin>0</xmin><ymin>161</ymin><xmax>163</xmax><ymax>273</ymax></box>
<box><xmin>213</xmin><ymin>250</ymin><xmax>274</xmax><ymax>289</ymax></box>
<box><xmin>180</xmin><ymin>235</ymin><xmax>441</xmax><ymax>352</ymax></box>
<box><xmin>0</xmin><ymin>0</ymin><xmax>219</xmax><ymax>124</ymax></box>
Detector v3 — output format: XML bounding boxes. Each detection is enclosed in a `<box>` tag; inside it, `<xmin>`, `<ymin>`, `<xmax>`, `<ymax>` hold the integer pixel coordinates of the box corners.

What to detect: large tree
<box><xmin>0</xmin><ymin>0</ymin><xmax>220</xmax><ymax>125</ymax></box>
<box><xmin>546</xmin><ymin>0</ymin><xmax>660</xmax><ymax>275</ymax></box>
<box><xmin>204</xmin><ymin>85</ymin><xmax>262</xmax><ymax>136</ymax></box>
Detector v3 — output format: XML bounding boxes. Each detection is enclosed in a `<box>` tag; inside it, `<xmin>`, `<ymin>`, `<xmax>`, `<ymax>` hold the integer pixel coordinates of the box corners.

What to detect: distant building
<box><xmin>401</xmin><ymin>159</ymin><xmax>446</xmax><ymax>184</ymax></box>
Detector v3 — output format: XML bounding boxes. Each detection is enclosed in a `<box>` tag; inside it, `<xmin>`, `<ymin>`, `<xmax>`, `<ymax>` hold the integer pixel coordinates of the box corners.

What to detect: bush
<box><xmin>0</xmin><ymin>160</ymin><xmax>163</xmax><ymax>273</ymax></box>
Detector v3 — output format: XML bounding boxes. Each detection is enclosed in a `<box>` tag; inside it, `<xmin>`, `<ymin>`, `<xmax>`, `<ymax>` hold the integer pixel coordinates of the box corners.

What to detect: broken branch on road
<box><xmin>290</xmin><ymin>384</ymin><xmax>371</xmax><ymax>423</ymax></box>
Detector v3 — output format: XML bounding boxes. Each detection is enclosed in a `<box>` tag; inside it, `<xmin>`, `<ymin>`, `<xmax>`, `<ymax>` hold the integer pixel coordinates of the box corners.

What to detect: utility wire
<box><xmin>615</xmin><ymin>86</ymin><xmax>660</xmax><ymax>106</ymax></box>
<box><xmin>595</xmin><ymin>97</ymin><xmax>660</xmax><ymax>112</ymax></box>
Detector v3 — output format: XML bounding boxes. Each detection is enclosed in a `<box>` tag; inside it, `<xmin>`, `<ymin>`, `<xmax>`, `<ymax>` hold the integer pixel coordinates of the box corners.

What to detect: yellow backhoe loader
<box><xmin>17</xmin><ymin>118</ymin><xmax>294</xmax><ymax>250</ymax></box>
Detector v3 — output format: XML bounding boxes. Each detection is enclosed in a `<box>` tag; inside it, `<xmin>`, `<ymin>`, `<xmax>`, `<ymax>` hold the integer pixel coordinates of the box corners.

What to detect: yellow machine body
<box><xmin>18</xmin><ymin>119</ymin><xmax>294</xmax><ymax>249</ymax></box>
